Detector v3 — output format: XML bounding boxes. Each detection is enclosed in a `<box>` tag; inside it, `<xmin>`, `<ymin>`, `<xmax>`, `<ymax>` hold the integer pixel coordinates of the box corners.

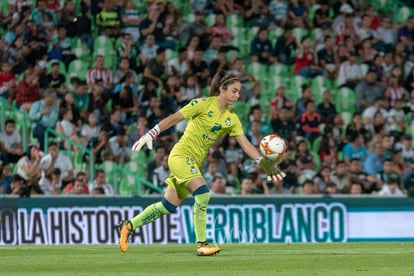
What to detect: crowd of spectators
<box><xmin>0</xmin><ymin>0</ymin><xmax>414</xmax><ymax>197</ymax></box>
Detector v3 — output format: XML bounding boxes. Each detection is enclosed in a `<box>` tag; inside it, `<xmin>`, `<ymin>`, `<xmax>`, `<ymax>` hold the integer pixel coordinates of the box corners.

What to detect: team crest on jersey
<box><xmin>207</xmin><ymin>110</ymin><xmax>213</xmax><ymax>117</ymax></box>
<box><xmin>225</xmin><ymin>118</ymin><xmax>231</xmax><ymax>126</ymax></box>
<box><xmin>190</xmin><ymin>166</ymin><xmax>198</xmax><ymax>174</ymax></box>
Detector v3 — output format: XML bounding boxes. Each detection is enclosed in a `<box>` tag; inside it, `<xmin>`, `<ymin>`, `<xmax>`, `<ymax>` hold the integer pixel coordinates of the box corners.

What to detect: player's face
<box><xmin>222</xmin><ymin>82</ymin><xmax>241</xmax><ymax>105</ymax></box>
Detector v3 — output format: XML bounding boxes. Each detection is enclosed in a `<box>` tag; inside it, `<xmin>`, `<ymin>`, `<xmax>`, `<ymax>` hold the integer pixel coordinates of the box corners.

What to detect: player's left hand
<box><xmin>257</xmin><ymin>157</ymin><xmax>286</xmax><ymax>182</ymax></box>
<box><xmin>131</xmin><ymin>125</ymin><xmax>160</xmax><ymax>152</ymax></box>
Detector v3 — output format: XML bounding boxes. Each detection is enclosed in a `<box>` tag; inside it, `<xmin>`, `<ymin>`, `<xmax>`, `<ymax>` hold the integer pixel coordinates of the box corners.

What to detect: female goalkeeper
<box><xmin>117</xmin><ymin>70</ymin><xmax>285</xmax><ymax>256</ymax></box>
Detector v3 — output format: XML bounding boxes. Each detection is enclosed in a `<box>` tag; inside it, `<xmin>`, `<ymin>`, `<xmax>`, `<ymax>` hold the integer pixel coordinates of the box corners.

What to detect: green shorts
<box><xmin>164</xmin><ymin>152</ymin><xmax>203</xmax><ymax>199</ymax></box>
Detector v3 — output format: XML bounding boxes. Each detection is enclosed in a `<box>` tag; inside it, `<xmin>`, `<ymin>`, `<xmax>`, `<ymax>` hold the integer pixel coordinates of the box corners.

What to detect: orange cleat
<box><xmin>116</xmin><ymin>220</ymin><xmax>132</xmax><ymax>253</ymax></box>
<box><xmin>197</xmin><ymin>242</ymin><xmax>221</xmax><ymax>256</ymax></box>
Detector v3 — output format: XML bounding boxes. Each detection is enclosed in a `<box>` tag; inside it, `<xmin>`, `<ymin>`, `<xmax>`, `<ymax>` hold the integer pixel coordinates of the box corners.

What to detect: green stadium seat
<box><xmin>335</xmin><ymin>87</ymin><xmax>356</xmax><ymax>113</ymax></box>
<box><xmin>246</xmin><ymin>62</ymin><xmax>268</xmax><ymax>82</ymax></box>
<box><xmin>268</xmin><ymin>63</ymin><xmax>290</xmax><ymax>77</ymax></box>
<box><xmin>67</xmin><ymin>59</ymin><xmax>89</xmax><ymax>82</ymax></box>
<box><xmin>311</xmin><ymin>135</ymin><xmax>323</xmax><ymax>153</ymax></box>
<box><xmin>292</xmin><ymin>28</ymin><xmax>309</xmax><ymax>43</ymax></box>
<box><xmin>119</xmin><ymin>175</ymin><xmax>139</xmax><ymax>195</ymax></box>
<box><xmin>226</xmin><ymin>14</ymin><xmax>244</xmax><ymax>28</ymax></box>
<box><xmin>395</xmin><ymin>6</ymin><xmax>414</xmax><ymax>25</ymax></box>
<box><xmin>371</xmin><ymin>0</ymin><xmax>394</xmax><ymax>13</ymax></box>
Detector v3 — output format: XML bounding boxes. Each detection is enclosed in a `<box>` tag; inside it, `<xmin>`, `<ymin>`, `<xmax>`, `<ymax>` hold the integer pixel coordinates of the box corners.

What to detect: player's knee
<box><xmin>161</xmin><ymin>198</ymin><xmax>177</xmax><ymax>214</ymax></box>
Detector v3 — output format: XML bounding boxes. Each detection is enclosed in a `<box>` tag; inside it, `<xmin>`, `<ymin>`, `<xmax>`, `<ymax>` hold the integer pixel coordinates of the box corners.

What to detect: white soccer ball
<box><xmin>259</xmin><ymin>134</ymin><xmax>287</xmax><ymax>161</ymax></box>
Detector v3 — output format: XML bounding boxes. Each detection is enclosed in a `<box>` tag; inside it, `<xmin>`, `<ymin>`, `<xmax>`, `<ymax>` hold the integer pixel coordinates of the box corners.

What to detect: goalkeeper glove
<box><xmin>255</xmin><ymin>156</ymin><xmax>286</xmax><ymax>182</ymax></box>
<box><xmin>131</xmin><ymin>124</ymin><xmax>160</xmax><ymax>152</ymax></box>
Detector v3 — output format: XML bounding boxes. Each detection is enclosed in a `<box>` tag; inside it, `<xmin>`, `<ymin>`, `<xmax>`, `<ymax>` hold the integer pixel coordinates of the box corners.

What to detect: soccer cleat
<box><xmin>197</xmin><ymin>242</ymin><xmax>221</xmax><ymax>256</ymax></box>
<box><xmin>116</xmin><ymin>220</ymin><xmax>132</xmax><ymax>253</ymax></box>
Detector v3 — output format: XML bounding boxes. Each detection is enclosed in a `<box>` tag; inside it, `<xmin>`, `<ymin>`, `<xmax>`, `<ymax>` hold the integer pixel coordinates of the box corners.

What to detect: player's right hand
<box><xmin>131</xmin><ymin>125</ymin><xmax>160</xmax><ymax>152</ymax></box>
<box><xmin>131</xmin><ymin>133</ymin><xmax>153</xmax><ymax>152</ymax></box>
<box><xmin>257</xmin><ymin>157</ymin><xmax>286</xmax><ymax>182</ymax></box>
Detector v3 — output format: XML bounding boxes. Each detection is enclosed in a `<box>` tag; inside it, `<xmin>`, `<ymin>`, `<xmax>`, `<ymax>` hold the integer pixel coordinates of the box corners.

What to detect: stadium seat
<box><xmin>340</xmin><ymin>112</ymin><xmax>353</xmax><ymax>128</ymax></box>
<box><xmin>226</xmin><ymin>14</ymin><xmax>244</xmax><ymax>28</ymax></box>
<box><xmin>311</xmin><ymin>135</ymin><xmax>322</xmax><ymax>153</ymax></box>
<box><xmin>246</xmin><ymin>62</ymin><xmax>268</xmax><ymax>83</ymax></box>
<box><xmin>119</xmin><ymin>175</ymin><xmax>139</xmax><ymax>195</ymax></box>
<box><xmin>311</xmin><ymin>76</ymin><xmax>331</xmax><ymax>103</ymax></box>
<box><xmin>395</xmin><ymin>6</ymin><xmax>414</xmax><ymax>24</ymax></box>
<box><xmin>67</xmin><ymin>59</ymin><xmax>89</xmax><ymax>82</ymax></box>
<box><xmin>98</xmin><ymin>161</ymin><xmax>116</xmax><ymax>185</ymax></box>
<box><xmin>292</xmin><ymin>28</ymin><xmax>309</xmax><ymax>42</ymax></box>
<box><xmin>73</xmin><ymin>46</ymin><xmax>90</xmax><ymax>62</ymax></box>
<box><xmin>335</xmin><ymin>87</ymin><xmax>356</xmax><ymax>113</ymax></box>
<box><xmin>371</xmin><ymin>0</ymin><xmax>394</xmax><ymax>13</ymax></box>
<box><xmin>360</xmin><ymin>63</ymin><xmax>369</xmax><ymax>76</ymax></box>
<box><xmin>268</xmin><ymin>63</ymin><xmax>290</xmax><ymax>77</ymax></box>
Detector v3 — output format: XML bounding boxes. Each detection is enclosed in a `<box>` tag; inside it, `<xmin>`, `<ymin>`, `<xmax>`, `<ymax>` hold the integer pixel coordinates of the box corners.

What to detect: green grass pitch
<box><xmin>1</xmin><ymin>243</ymin><xmax>414</xmax><ymax>275</ymax></box>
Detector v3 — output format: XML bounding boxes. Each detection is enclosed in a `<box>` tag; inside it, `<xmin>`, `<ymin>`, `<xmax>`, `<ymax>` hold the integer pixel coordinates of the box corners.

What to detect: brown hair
<box><xmin>209</xmin><ymin>70</ymin><xmax>240</xmax><ymax>96</ymax></box>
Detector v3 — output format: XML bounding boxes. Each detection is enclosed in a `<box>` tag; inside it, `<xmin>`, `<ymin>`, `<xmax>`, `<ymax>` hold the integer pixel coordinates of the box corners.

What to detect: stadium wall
<box><xmin>1</xmin><ymin>196</ymin><xmax>414</xmax><ymax>245</ymax></box>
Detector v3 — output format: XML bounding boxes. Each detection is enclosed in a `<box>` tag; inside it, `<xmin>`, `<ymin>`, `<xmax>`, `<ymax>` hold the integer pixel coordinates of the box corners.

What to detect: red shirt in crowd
<box><xmin>293</xmin><ymin>51</ymin><xmax>314</xmax><ymax>74</ymax></box>
<box><xmin>15</xmin><ymin>80</ymin><xmax>41</xmax><ymax>105</ymax></box>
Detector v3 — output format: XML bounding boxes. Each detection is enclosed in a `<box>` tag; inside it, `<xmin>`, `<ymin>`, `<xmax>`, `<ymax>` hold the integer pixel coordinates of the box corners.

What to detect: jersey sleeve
<box><xmin>229</xmin><ymin>114</ymin><xmax>244</xmax><ymax>137</ymax></box>
<box><xmin>179</xmin><ymin>98</ymin><xmax>206</xmax><ymax>120</ymax></box>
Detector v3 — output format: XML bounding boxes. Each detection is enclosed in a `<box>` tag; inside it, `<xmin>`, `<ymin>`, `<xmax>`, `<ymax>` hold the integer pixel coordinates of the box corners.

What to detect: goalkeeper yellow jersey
<box><xmin>174</xmin><ymin>97</ymin><xmax>244</xmax><ymax>167</ymax></box>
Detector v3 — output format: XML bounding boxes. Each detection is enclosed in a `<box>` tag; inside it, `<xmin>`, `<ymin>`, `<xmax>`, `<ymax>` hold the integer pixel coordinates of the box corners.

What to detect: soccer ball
<box><xmin>259</xmin><ymin>134</ymin><xmax>287</xmax><ymax>161</ymax></box>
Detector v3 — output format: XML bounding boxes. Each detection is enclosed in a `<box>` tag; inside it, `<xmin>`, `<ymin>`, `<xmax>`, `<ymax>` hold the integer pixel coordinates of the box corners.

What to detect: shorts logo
<box><xmin>225</xmin><ymin>118</ymin><xmax>231</xmax><ymax>126</ymax></box>
<box><xmin>190</xmin><ymin>166</ymin><xmax>198</xmax><ymax>174</ymax></box>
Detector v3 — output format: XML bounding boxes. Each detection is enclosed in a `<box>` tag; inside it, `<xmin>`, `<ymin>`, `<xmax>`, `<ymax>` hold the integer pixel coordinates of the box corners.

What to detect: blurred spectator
<box><xmin>240</xmin><ymin>177</ymin><xmax>255</xmax><ymax>195</ymax></box>
<box><xmin>35</xmin><ymin>59</ymin><xmax>49</xmax><ymax>89</ymax></box>
<box><xmin>16</xmin><ymin>68</ymin><xmax>41</xmax><ymax>112</ymax></box>
<box><xmin>288</xmin><ymin>0</ymin><xmax>311</xmax><ymax>29</ymax></box>
<box><xmin>39</xmin><ymin>142</ymin><xmax>74</xmax><ymax>188</ymax></box>
<box><xmin>75</xmin><ymin>4</ymin><xmax>93</xmax><ymax>54</ymax></box>
<box><xmin>378</xmin><ymin>159</ymin><xmax>397</xmax><ymax>184</ymax></box>
<box><xmin>345</xmin><ymin>112</ymin><xmax>369</xmax><ymax>142</ymax></box>
<box><xmin>337</xmin><ymin>51</ymin><xmax>362</xmax><ymax>89</ymax></box>
<box><xmin>189</xmin><ymin>49</ymin><xmax>210</xmax><ymax>88</ymax></box>
<box><xmin>277</xmin><ymin>147</ymin><xmax>299</xmax><ymax>194</ymax></box>
<box><xmin>30</xmin><ymin>0</ymin><xmax>57</xmax><ymax>28</ymax></box>
<box><xmin>301</xmin><ymin>180</ymin><xmax>315</xmax><ymax>195</ymax></box>
<box><xmin>299</xmin><ymin>100</ymin><xmax>321</xmax><ymax>143</ymax></box>
<box><xmin>55</xmin><ymin>108</ymin><xmax>84</xmax><ymax>149</ymax></box>
<box><xmin>244</xmin><ymin>0</ymin><xmax>272</xmax><ymax>28</ymax></box>
<box><xmin>343</xmin><ymin>133</ymin><xmax>367</xmax><ymax>165</ymax></box>
<box><xmin>60</xmin><ymin>90</ymin><xmax>82</xmax><ymax>127</ymax></box>
<box><xmin>120</xmin><ymin>0</ymin><xmax>144</xmax><ymax>42</ymax></box>
<box><xmin>330</xmin><ymin>161</ymin><xmax>350</xmax><ymax>193</ymax></box>
<box><xmin>398</xmin><ymin>16</ymin><xmax>414</xmax><ymax>53</ymax></box>
<box><xmin>211</xmin><ymin>13</ymin><xmax>234</xmax><ymax>47</ymax></box>
<box><xmin>116</xmin><ymin>33</ymin><xmax>140</xmax><ymax>72</ymax></box>
<box><xmin>109</xmin><ymin>128</ymin><xmax>130</xmax><ymax>164</ymax></box>
<box><xmin>269</xmin><ymin>0</ymin><xmax>289</xmax><ymax>27</ymax></box>
<box><xmin>71</xmin><ymin>79</ymin><xmax>89</xmax><ymax>120</ymax></box>
<box><xmin>140</xmin><ymin>34</ymin><xmax>159</xmax><ymax>64</ymax></box>
<box><xmin>210</xmin><ymin>175</ymin><xmax>226</xmax><ymax>195</ymax></box>
<box><xmin>334</xmin><ymin>12</ymin><xmax>357</xmax><ymax>46</ymax></box>
<box><xmin>4</xmin><ymin>174</ymin><xmax>26</xmax><ymax>196</ymax></box>
<box><xmin>313</xmin><ymin>166</ymin><xmax>332</xmax><ymax>194</ymax></box>
<box><xmin>49</xmin><ymin>25</ymin><xmax>75</xmax><ymax>67</ymax></box>
<box><xmin>46</xmin><ymin>60</ymin><xmax>66</xmax><ymax>93</ymax></box>
<box><xmin>245</xmin><ymin>120</ymin><xmax>262</xmax><ymax>147</ymax></box>
<box><xmin>38</xmin><ymin>167</ymin><xmax>62</xmax><ymax>195</ymax></box>
<box><xmin>349</xmin><ymin>157</ymin><xmax>381</xmax><ymax>193</ymax></box>
<box><xmin>273</xmin><ymin>26</ymin><xmax>297</xmax><ymax>65</ymax></box>
<box><xmin>186</xmin><ymin>35</ymin><xmax>200</xmax><ymax>61</ymax></box>
<box><xmin>8</xmin><ymin>36</ymin><xmax>27</xmax><ymax>75</ymax></box>
<box><xmin>314</xmin><ymin>0</ymin><xmax>332</xmax><ymax>29</ymax></box>
<box><xmin>96</xmin><ymin>0</ymin><xmax>121</xmax><ymax>37</ymax></box>
<box><xmin>16</xmin><ymin>144</ymin><xmax>42</xmax><ymax>183</ymax></box>
<box><xmin>151</xmin><ymin>154</ymin><xmax>170</xmax><ymax>192</ymax></box>
<box><xmin>378</xmin><ymin>173</ymin><xmax>404</xmax><ymax>196</ymax></box>
<box><xmin>113</xmin><ymin>85</ymin><xmax>139</xmax><ymax>124</ymax></box>
<box><xmin>0</xmin><ymin>62</ymin><xmax>16</xmax><ymax>102</ymax></box>
<box><xmin>295</xmin><ymin>140</ymin><xmax>316</xmax><ymax>179</ymax></box>
<box><xmin>29</xmin><ymin>89</ymin><xmax>58</xmax><ymax>150</ymax></box>
<box><xmin>83</xmin><ymin>128</ymin><xmax>110</xmax><ymax>165</ymax></box>
<box><xmin>355</xmin><ymin>71</ymin><xmax>385</xmax><ymax>112</ymax></box>
<box><xmin>222</xmin><ymin>135</ymin><xmax>244</xmax><ymax>179</ymax></box>
<box><xmin>388</xmin><ymin>99</ymin><xmax>406</xmax><ymax>134</ymax></box>
<box><xmin>0</xmin><ymin>163</ymin><xmax>12</xmax><ymax>194</ymax></box>
<box><xmin>250</xmin><ymin>27</ymin><xmax>274</xmax><ymax>65</ymax></box>
<box><xmin>86</xmin><ymin>79</ymin><xmax>110</xmax><ymax>122</ymax></box>
<box><xmin>58</xmin><ymin>0</ymin><xmax>76</xmax><ymax>37</ymax></box>
<box><xmin>270</xmin><ymin>86</ymin><xmax>294</xmax><ymax>120</ymax></box>
<box><xmin>271</xmin><ymin>106</ymin><xmax>296</xmax><ymax>143</ymax></box>
<box><xmin>168</xmin><ymin>46</ymin><xmax>189</xmax><ymax>76</ymax></box>
<box><xmin>143</xmin><ymin>47</ymin><xmax>168</xmax><ymax>88</ymax></box>
<box><xmin>294</xmin><ymin>36</ymin><xmax>321</xmax><ymax>78</ymax></box>
<box><xmin>364</xmin><ymin>140</ymin><xmax>385</xmax><ymax>176</ymax></box>
<box><xmin>139</xmin><ymin>2</ymin><xmax>175</xmax><ymax>49</ymax></box>
<box><xmin>317</xmin><ymin>35</ymin><xmax>339</xmax><ymax>79</ymax></box>
<box><xmin>349</xmin><ymin>182</ymin><xmax>363</xmax><ymax>195</ymax></box>
<box><xmin>81</xmin><ymin>112</ymin><xmax>100</xmax><ymax>145</ymax></box>
<box><xmin>376</xmin><ymin>16</ymin><xmax>396</xmax><ymax>53</ymax></box>
<box><xmin>64</xmin><ymin>171</ymin><xmax>90</xmax><ymax>195</ymax></box>
<box><xmin>0</xmin><ymin>119</ymin><xmax>23</xmax><ymax>163</ymax></box>
<box><xmin>317</xmin><ymin>89</ymin><xmax>336</xmax><ymax>122</ymax></box>
<box><xmin>179</xmin><ymin>10</ymin><xmax>210</xmax><ymax>48</ymax></box>
<box><xmin>295</xmin><ymin>84</ymin><xmax>313</xmax><ymax>120</ymax></box>
<box><xmin>205</xmin><ymin>37</ymin><xmax>224</xmax><ymax>68</ymax></box>
<box><xmin>177</xmin><ymin>75</ymin><xmax>200</xmax><ymax>106</ymax></box>
<box><xmin>113</xmin><ymin>58</ymin><xmax>138</xmax><ymax>85</ymax></box>
<box><xmin>245</xmin><ymin>104</ymin><xmax>272</xmax><ymax>135</ymax></box>
<box><xmin>147</xmin><ymin>145</ymin><xmax>167</xmax><ymax>183</ymax></box>
<box><xmin>362</xmin><ymin>97</ymin><xmax>388</xmax><ymax>133</ymax></box>
<box><xmin>395</xmin><ymin>135</ymin><xmax>414</xmax><ymax>167</ymax></box>
<box><xmin>87</xmin><ymin>55</ymin><xmax>114</xmax><ymax>91</ymax></box>
<box><xmin>66</xmin><ymin>177</ymin><xmax>88</xmax><ymax>195</ymax></box>
<box><xmin>358</xmin><ymin>38</ymin><xmax>377</xmax><ymax>65</ymax></box>
<box><xmin>370</xmin><ymin>54</ymin><xmax>385</xmax><ymax>84</ymax></box>
<box><xmin>318</xmin><ymin>133</ymin><xmax>338</xmax><ymax>169</ymax></box>
<box><xmin>88</xmin><ymin>169</ymin><xmax>114</xmax><ymax>195</ymax></box>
